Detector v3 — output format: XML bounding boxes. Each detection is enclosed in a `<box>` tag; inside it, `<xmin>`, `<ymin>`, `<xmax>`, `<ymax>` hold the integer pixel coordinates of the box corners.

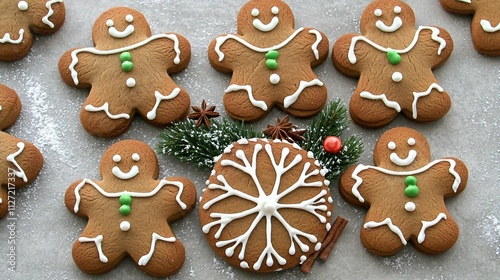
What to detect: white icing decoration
<box><xmin>390</xmin><ymin>149</ymin><xmax>417</xmax><ymax>166</ymax></box>
<box><xmin>107</xmin><ymin>15</ymin><xmax>135</xmax><ymax>39</ymax></box>
<box><xmin>202</xmin><ymin>142</ymin><xmax>328</xmax><ymax>270</ymax></box>
<box><xmin>237</xmin><ymin>138</ymin><xmax>249</xmax><ymax>145</ymax></box>
<box><xmin>392</xmin><ymin>72</ymin><xmax>403</xmax><ymax>83</ymax></box>
<box><xmin>215</xmin><ymin>27</ymin><xmax>305</xmax><ymax>61</ymax></box>
<box><xmin>407</xmin><ymin>138</ymin><xmax>416</xmax><ymax>146</ymax></box>
<box><xmin>388</xmin><ymin>141</ymin><xmax>396</xmax><ymax>150</ymax></box>
<box><xmin>18</xmin><ymin>1</ymin><xmax>28</xmax><ymax>11</ymax></box>
<box><xmin>359</xmin><ymin>91</ymin><xmax>401</xmax><ymax>112</ymax></box>
<box><xmin>314</xmin><ymin>243</ymin><xmax>322</xmax><ymax>251</ymax></box>
<box><xmin>405</xmin><ymin>202</ymin><xmax>416</xmax><ymax>212</ymax></box>
<box><xmin>364</xmin><ymin>218</ymin><xmax>407</xmax><ymax>245</ymax></box>
<box><xmin>251</xmin><ymin>8</ymin><xmax>259</xmax><ymax>17</ymax></box>
<box><xmin>348</xmin><ymin>26</ymin><xmax>447</xmax><ymax>64</ymax></box>
<box><xmin>120</xmin><ymin>221</ymin><xmax>130</xmax><ymax>231</ymax></box>
<box><xmin>112</xmin><ymin>165</ymin><xmax>139</xmax><ymax>180</ymax></box>
<box><xmin>138</xmin><ymin>233</ymin><xmax>176</xmax><ymax>266</ymax></box>
<box><xmin>85</xmin><ymin>102</ymin><xmax>131</xmax><ymax>120</ymax></box>
<box><xmin>299</xmin><ymin>255</ymin><xmax>307</xmax><ymax>264</ymax></box>
<box><xmin>240</xmin><ymin>261</ymin><xmax>249</xmax><ymax>269</ymax></box>
<box><xmin>309</xmin><ymin>29</ymin><xmax>323</xmax><ymax>60</ymax></box>
<box><xmin>69</xmin><ymin>34</ymin><xmax>181</xmax><ymax>85</ymax></box>
<box><xmin>0</xmin><ymin>29</ymin><xmax>24</xmax><ymax>44</ymax></box>
<box><xmin>132</xmin><ymin>153</ymin><xmax>140</xmax><ymax>162</ymax></box>
<box><xmin>271</xmin><ymin>6</ymin><xmax>279</xmax><ymax>15</ymax></box>
<box><xmin>225</xmin><ymin>84</ymin><xmax>268</xmax><ymax>111</ymax></box>
<box><xmin>326</xmin><ymin>223</ymin><xmax>331</xmax><ymax>231</ymax></box>
<box><xmin>73</xmin><ymin>179</ymin><xmax>187</xmax><ymax>213</ymax></box>
<box><xmin>79</xmin><ymin>235</ymin><xmax>108</xmax><ymax>262</ymax></box>
<box><xmin>480</xmin><ymin>20</ymin><xmax>500</xmax><ymax>33</ymax></box>
<box><xmin>458</xmin><ymin>0</ymin><xmax>471</xmax><ymax>3</ymax></box>
<box><xmin>283</xmin><ymin>79</ymin><xmax>324</xmax><ymax>109</ymax></box>
<box><xmin>351</xmin><ymin>159</ymin><xmax>462</xmax><ymax>203</ymax></box>
<box><xmin>412</xmin><ymin>83</ymin><xmax>444</xmax><ymax>119</ymax></box>
<box><xmin>253</xmin><ymin>7</ymin><xmax>279</xmax><ymax>33</ymax></box>
<box><xmin>126</xmin><ymin>78</ymin><xmax>136</xmax><ymax>88</ymax></box>
<box><xmin>269</xmin><ymin>74</ymin><xmax>280</xmax><ymax>85</ymax></box>
<box><xmin>125</xmin><ymin>14</ymin><xmax>133</xmax><ymax>23</ymax></box>
<box><xmin>394</xmin><ymin>6</ymin><xmax>402</xmax><ymax>14</ymax></box>
<box><xmin>374</xmin><ymin>9</ymin><xmax>382</xmax><ymax>17</ymax></box>
<box><xmin>6</xmin><ymin>142</ymin><xmax>28</xmax><ymax>182</ymax></box>
<box><xmin>42</xmin><ymin>0</ymin><xmax>63</xmax><ymax>28</ymax></box>
<box><xmin>376</xmin><ymin>16</ymin><xmax>402</xmax><ymax>33</ymax></box>
<box><xmin>417</xmin><ymin>213</ymin><xmax>447</xmax><ymax>243</ymax></box>
<box><xmin>113</xmin><ymin>154</ymin><xmax>121</xmax><ymax>163</ymax></box>
<box><xmin>147</xmin><ymin>88</ymin><xmax>181</xmax><ymax>120</ymax></box>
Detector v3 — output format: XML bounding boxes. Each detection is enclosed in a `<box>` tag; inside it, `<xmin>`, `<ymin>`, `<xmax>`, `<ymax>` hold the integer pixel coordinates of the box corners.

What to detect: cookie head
<box><xmin>361</xmin><ymin>0</ymin><xmax>415</xmax><ymax>35</ymax></box>
<box><xmin>374</xmin><ymin>127</ymin><xmax>431</xmax><ymax>170</ymax></box>
<box><xmin>99</xmin><ymin>140</ymin><xmax>159</xmax><ymax>187</ymax></box>
<box><xmin>92</xmin><ymin>7</ymin><xmax>151</xmax><ymax>48</ymax></box>
<box><xmin>238</xmin><ymin>0</ymin><xmax>294</xmax><ymax>35</ymax></box>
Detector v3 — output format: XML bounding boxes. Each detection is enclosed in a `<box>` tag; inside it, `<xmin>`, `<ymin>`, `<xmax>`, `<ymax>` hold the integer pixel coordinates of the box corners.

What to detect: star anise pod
<box><xmin>188</xmin><ymin>100</ymin><xmax>220</xmax><ymax>127</ymax></box>
<box><xmin>263</xmin><ymin>115</ymin><xmax>306</xmax><ymax>143</ymax></box>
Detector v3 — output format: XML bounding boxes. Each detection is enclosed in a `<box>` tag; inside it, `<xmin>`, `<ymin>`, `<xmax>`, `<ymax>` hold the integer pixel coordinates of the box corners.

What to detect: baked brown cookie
<box><xmin>0</xmin><ymin>0</ymin><xmax>65</xmax><ymax>61</ymax></box>
<box><xmin>200</xmin><ymin>138</ymin><xmax>333</xmax><ymax>272</ymax></box>
<box><xmin>440</xmin><ymin>0</ymin><xmax>500</xmax><ymax>55</ymax></box>
<box><xmin>0</xmin><ymin>84</ymin><xmax>44</xmax><ymax>218</ymax></box>
<box><xmin>64</xmin><ymin>140</ymin><xmax>196</xmax><ymax>276</ymax></box>
<box><xmin>208</xmin><ymin>0</ymin><xmax>329</xmax><ymax>122</ymax></box>
<box><xmin>339</xmin><ymin>127</ymin><xmax>468</xmax><ymax>255</ymax></box>
<box><xmin>59</xmin><ymin>7</ymin><xmax>191</xmax><ymax>137</ymax></box>
<box><xmin>333</xmin><ymin>0</ymin><xmax>454</xmax><ymax>128</ymax></box>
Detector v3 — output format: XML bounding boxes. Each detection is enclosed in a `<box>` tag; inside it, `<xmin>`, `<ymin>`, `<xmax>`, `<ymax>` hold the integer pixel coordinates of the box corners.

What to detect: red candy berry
<box><xmin>323</xmin><ymin>136</ymin><xmax>342</xmax><ymax>154</ymax></box>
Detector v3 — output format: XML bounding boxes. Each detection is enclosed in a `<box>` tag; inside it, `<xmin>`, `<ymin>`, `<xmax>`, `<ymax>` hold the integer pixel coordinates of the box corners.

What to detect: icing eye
<box><xmin>407</xmin><ymin>138</ymin><xmax>416</xmax><ymax>146</ymax></box>
<box><xmin>251</xmin><ymin>8</ymin><xmax>259</xmax><ymax>17</ymax></box>
<box><xmin>126</xmin><ymin>14</ymin><xmax>134</xmax><ymax>23</ymax></box>
<box><xmin>106</xmin><ymin>19</ymin><xmax>114</xmax><ymax>27</ymax></box>
<box><xmin>388</xmin><ymin>141</ymin><xmax>396</xmax><ymax>150</ymax></box>
<box><xmin>374</xmin><ymin>9</ymin><xmax>382</xmax><ymax>17</ymax></box>
<box><xmin>394</xmin><ymin>6</ymin><xmax>402</xmax><ymax>14</ymax></box>
<box><xmin>18</xmin><ymin>1</ymin><xmax>28</xmax><ymax>11</ymax></box>
<box><xmin>113</xmin><ymin>154</ymin><xmax>122</xmax><ymax>163</ymax></box>
<box><xmin>271</xmin><ymin>6</ymin><xmax>279</xmax><ymax>15</ymax></box>
<box><xmin>132</xmin><ymin>153</ymin><xmax>140</xmax><ymax>162</ymax></box>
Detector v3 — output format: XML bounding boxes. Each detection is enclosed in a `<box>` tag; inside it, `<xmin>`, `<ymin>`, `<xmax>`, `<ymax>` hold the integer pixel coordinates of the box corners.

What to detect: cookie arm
<box><xmin>302</xmin><ymin>28</ymin><xmax>330</xmax><ymax>67</ymax></box>
<box><xmin>443</xmin><ymin>157</ymin><xmax>468</xmax><ymax>197</ymax></box>
<box><xmin>65</xmin><ymin>179</ymin><xmax>100</xmax><ymax>217</ymax></box>
<box><xmin>163</xmin><ymin>33</ymin><xmax>191</xmax><ymax>74</ymax></box>
<box><xmin>339</xmin><ymin>165</ymin><xmax>367</xmax><ymax>207</ymax></box>
<box><xmin>159</xmin><ymin>177</ymin><xmax>197</xmax><ymax>221</ymax></box>
<box><xmin>28</xmin><ymin>0</ymin><xmax>66</xmax><ymax>34</ymax></box>
<box><xmin>439</xmin><ymin>0</ymin><xmax>475</xmax><ymax>14</ymax></box>
<box><xmin>208</xmin><ymin>35</ymin><xmax>241</xmax><ymax>73</ymax></box>
<box><xmin>58</xmin><ymin>48</ymin><xmax>99</xmax><ymax>88</ymax></box>
<box><xmin>430</xmin><ymin>26</ymin><xmax>454</xmax><ymax>69</ymax></box>
<box><xmin>332</xmin><ymin>33</ymin><xmax>361</xmax><ymax>77</ymax></box>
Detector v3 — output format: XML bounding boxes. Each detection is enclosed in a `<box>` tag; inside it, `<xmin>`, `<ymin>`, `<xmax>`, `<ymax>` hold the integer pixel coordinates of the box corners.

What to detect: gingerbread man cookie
<box><xmin>208</xmin><ymin>0</ymin><xmax>329</xmax><ymax>122</ymax></box>
<box><xmin>333</xmin><ymin>0</ymin><xmax>454</xmax><ymax>128</ymax></box>
<box><xmin>0</xmin><ymin>0</ymin><xmax>65</xmax><ymax>61</ymax></box>
<box><xmin>64</xmin><ymin>140</ymin><xmax>196</xmax><ymax>276</ymax></box>
<box><xmin>200</xmin><ymin>138</ymin><xmax>333</xmax><ymax>272</ymax></box>
<box><xmin>59</xmin><ymin>7</ymin><xmax>191</xmax><ymax>137</ymax></box>
<box><xmin>440</xmin><ymin>0</ymin><xmax>500</xmax><ymax>55</ymax></box>
<box><xmin>0</xmin><ymin>84</ymin><xmax>44</xmax><ymax>218</ymax></box>
<box><xmin>339</xmin><ymin>127</ymin><xmax>468</xmax><ymax>255</ymax></box>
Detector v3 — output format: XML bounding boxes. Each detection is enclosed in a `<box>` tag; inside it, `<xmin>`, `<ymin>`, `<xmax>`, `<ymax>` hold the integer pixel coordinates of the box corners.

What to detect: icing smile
<box><xmin>252</xmin><ymin>6</ymin><xmax>280</xmax><ymax>32</ymax></box>
<box><xmin>106</xmin><ymin>14</ymin><xmax>135</xmax><ymax>38</ymax></box>
<box><xmin>111</xmin><ymin>153</ymin><xmax>141</xmax><ymax>180</ymax></box>
<box><xmin>390</xmin><ymin>150</ymin><xmax>417</xmax><ymax>166</ymax></box>
<box><xmin>0</xmin><ymin>29</ymin><xmax>24</xmax><ymax>44</ymax></box>
<box><xmin>374</xmin><ymin>6</ymin><xmax>403</xmax><ymax>33</ymax></box>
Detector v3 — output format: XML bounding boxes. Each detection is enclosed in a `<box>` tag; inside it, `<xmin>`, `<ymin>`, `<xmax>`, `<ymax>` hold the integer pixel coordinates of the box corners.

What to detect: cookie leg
<box><xmin>72</xmin><ymin>235</ymin><xmax>124</xmax><ymax>274</ymax></box>
<box><xmin>136</xmin><ymin>87</ymin><xmax>190</xmax><ymax>126</ymax></box>
<box><xmin>129</xmin><ymin>232</ymin><xmax>186</xmax><ymax>277</ymax></box>
<box><xmin>412</xmin><ymin>214</ymin><xmax>459</xmax><ymax>254</ymax></box>
<box><xmin>349</xmin><ymin>90</ymin><xmax>400</xmax><ymax>128</ymax></box>
<box><xmin>80</xmin><ymin>106</ymin><xmax>132</xmax><ymax>138</ymax></box>
<box><xmin>281</xmin><ymin>79</ymin><xmax>327</xmax><ymax>118</ymax></box>
<box><xmin>361</xmin><ymin>219</ymin><xmax>406</xmax><ymax>256</ymax></box>
<box><xmin>223</xmin><ymin>85</ymin><xmax>271</xmax><ymax>122</ymax></box>
<box><xmin>405</xmin><ymin>83</ymin><xmax>451</xmax><ymax>122</ymax></box>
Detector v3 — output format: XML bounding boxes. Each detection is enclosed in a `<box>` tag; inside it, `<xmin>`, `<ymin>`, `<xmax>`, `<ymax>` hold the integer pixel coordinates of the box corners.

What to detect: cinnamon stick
<box><xmin>319</xmin><ymin>216</ymin><xmax>348</xmax><ymax>260</ymax></box>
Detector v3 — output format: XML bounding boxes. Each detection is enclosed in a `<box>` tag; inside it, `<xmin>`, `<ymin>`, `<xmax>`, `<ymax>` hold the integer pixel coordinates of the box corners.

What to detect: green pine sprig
<box><xmin>157</xmin><ymin>99</ymin><xmax>363</xmax><ymax>180</ymax></box>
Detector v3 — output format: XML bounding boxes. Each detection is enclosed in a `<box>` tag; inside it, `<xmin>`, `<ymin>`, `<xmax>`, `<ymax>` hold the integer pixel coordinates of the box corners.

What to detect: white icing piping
<box><xmin>146</xmin><ymin>88</ymin><xmax>181</xmax><ymax>120</ymax></box>
<box><xmin>73</xmin><ymin>178</ymin><xmax>187</xmax><ymax>213</ymax></box>
<box><xmin>376</xmin><ymin>17</ymin><xmax>403</xmax><ymax>33</ymax></box>
<box><xmin>390</xmin><ymin>150</ymin><xmax>417</xmax><ymax>166</ymax></box>
<box><xmin>69</xmin><ymin>34</ymin><xmax>181</xmax><ymax>85</ymax></box>
<box><xmin>112</xmin><ymin>165</ymin><xmax>139</xmax><ymax>180</ymax></box>
<box><xmin>351</xmin><ymin>159</ymin><xmax>461</xmax><ymax>203</ymax></box>
<box><xmin>42</xmin><ymin>0</ymin><xmax>63</xmax><ymax>28</ymax></box>
<box><xmin>364</xmin><ymin>218</ymin><xmax>407</xmax><ymax>245</ymax></box>
<box><xmin>224</xmin><ymin>84</ymin><xmax>268</xmax><ymax>111</ymax></box>
<box><xmin>359</xmin><ymin>91</ymin><xmax>401</xmax><ymax>112</ymax></box>
<box><xmin>283</xmin><ymin>79</ymin><xmax>324</xmax><ymax>108</ymax></box>
<box><xmin>480</xmin><ymin>19</ymin><xmax>500</xmax><ymax>33</ymax></box>
<box><xmin>253</xmin><ymin>17</ymin><xmax>279</xmax><ymax>32</ymax></box>
<box><xmin>0</xmin><ymin>29</ymin><xmax>24</xmax><ymax>44</ymax></box>
<box><xmin>309</xmin><ymin>29</ymin><xmax>322</xmax><ymax>60</ymax></box>
<box><xmin>348</xmin><ymin>26</ymin><xmax>447</xmax><ymax>64</ymax></box>
<box><xmin>215</xmin><ymin>27</ymin><xmax>305</xmax><ymax>61</ymax></box>
<box><xmin>138</xmin><ymin>232</ymin><xmax>176</xmax><ymax>266</ymax></box>
<box><xmin>6</xmin><ymin>142</ymin><xmax>28</xmax><ymax>182</ymax></box>
<box><xmin>85</xmin><ymin>102</ymin><xmax>130</xmax><ymax>119</ymax></box>
<box><xmin>79</xmin><ymin>235</ymin><xmax>108</xmax><ymax>262</ymax></box>
<box><xmin>108</xmin><ymin>25</ymin><xmax>135</xmax><ymax>38</ymax></box>
<box><xmin>418</xmin><ymin>213</ymin><xmax>447</xmax><ymax>243</ymax></box>
<box><xmin>412</xmin><ymin>83</ymin><xmax>444</xmax><ymax>119</ymax></box>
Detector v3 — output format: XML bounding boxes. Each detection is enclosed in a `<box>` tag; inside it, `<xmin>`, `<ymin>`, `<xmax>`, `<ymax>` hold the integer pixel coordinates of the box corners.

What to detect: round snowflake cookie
<box><xmin>199</xmin><ymin>138</ymin><xmax>333</xmax><ymax>272</ymax></box>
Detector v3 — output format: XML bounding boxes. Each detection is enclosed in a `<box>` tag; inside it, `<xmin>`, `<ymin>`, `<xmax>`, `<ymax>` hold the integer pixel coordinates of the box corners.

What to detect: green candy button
<box><xmin>404</xmin><ymin>176</ymin><xmax>417</xmax><ymax>186</ymax></box>
<box><xmin>265</xmin><ymin>50</ymin><xmax>279</xmax><ymax>60</ymax></box>
<box><xmin>119</xmin><ymin>205</ymin><xmax>131</xmax><ymax>216</ymax></box>
<box><xmin>120</xmin><ymin>51</ymin><xmax>132</xmax><ymax>62</ymax></box>
<box><xmin>266</xmin><ymin>59</ymin><xmax>278</xmax><ymax>70</ymax></box>
<box><xmin>122</xmin><ymin>61</ymin><xmax>134</xmax><ymax>72</ymax></box>
<box><xmin>119</xmin><ymin>194</ymin><xmax>132</xmax><ymax>206</ymax></box>
<box><xmin>387</xmin><ymin>50</ymin><xmax>401</xmax><ymax>65</ymax></box>
<box><xmin>404</xmin><ymin>185</ymin><xmax>419</xmax><ymax>197</ymax></box>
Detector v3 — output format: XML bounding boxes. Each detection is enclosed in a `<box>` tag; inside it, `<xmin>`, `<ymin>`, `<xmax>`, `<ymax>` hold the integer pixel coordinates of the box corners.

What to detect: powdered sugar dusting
<box><xmin>478</xmin><ymin>214</ymin><xmax>500</xmax><ymax>257</ymax></box>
